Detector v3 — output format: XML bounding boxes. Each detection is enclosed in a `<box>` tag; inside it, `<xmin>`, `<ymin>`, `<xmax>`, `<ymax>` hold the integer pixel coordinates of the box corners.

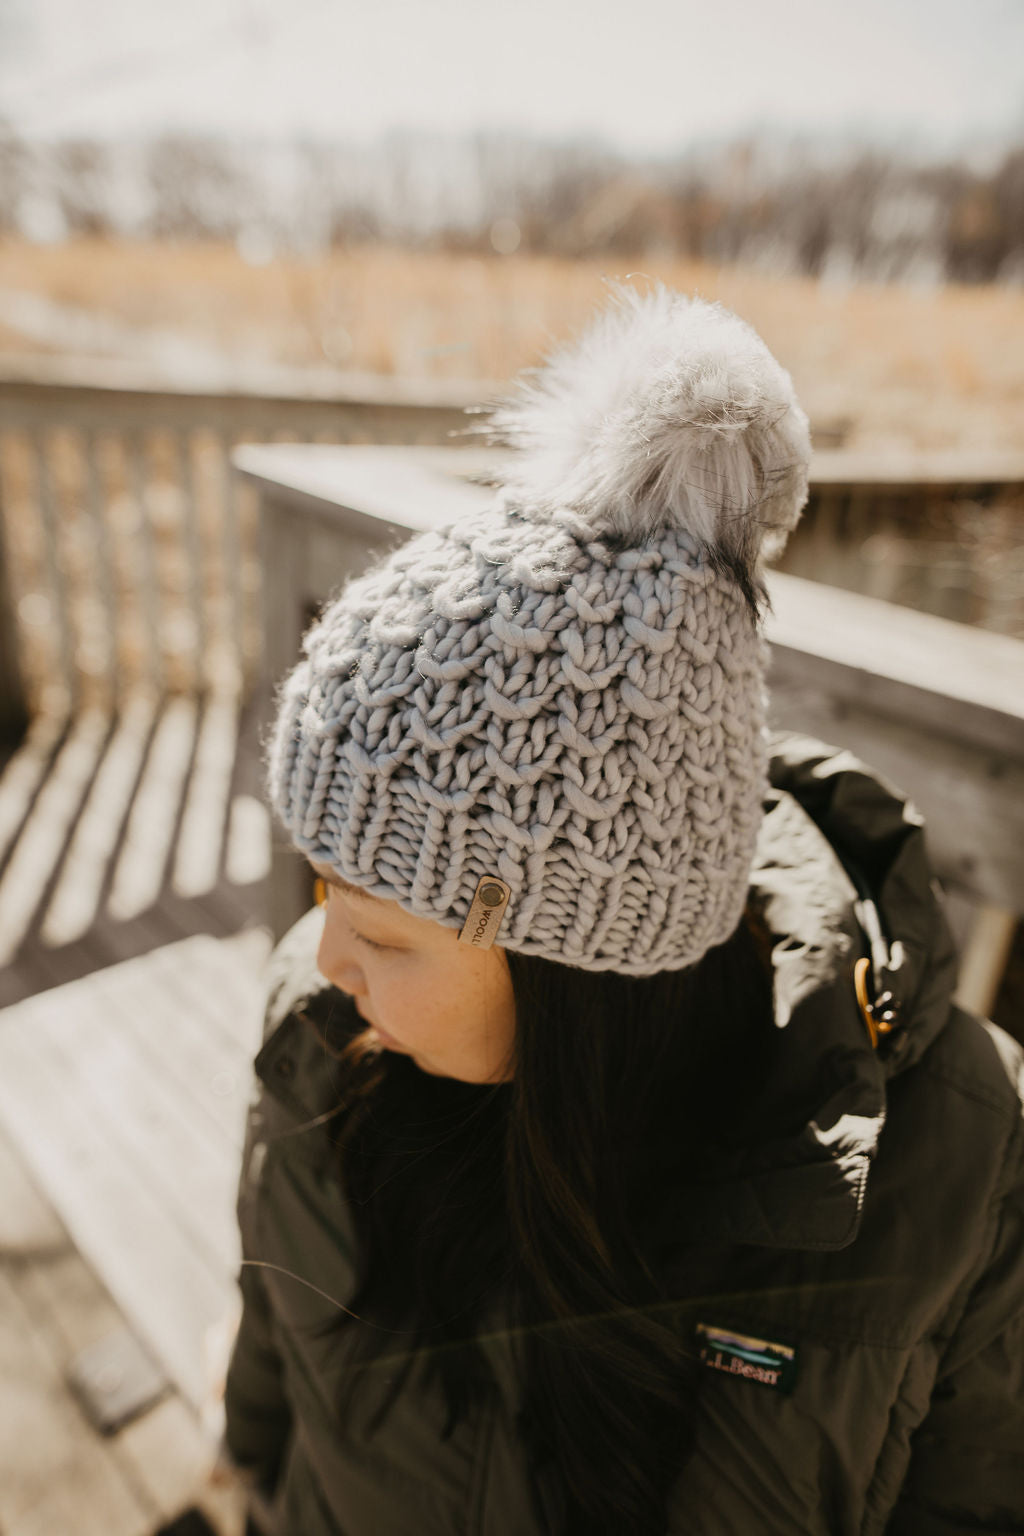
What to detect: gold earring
<box><xmin>314</xmin><ymin>877</ymin><xmax>328</xmax><ymax>908</ymax></box>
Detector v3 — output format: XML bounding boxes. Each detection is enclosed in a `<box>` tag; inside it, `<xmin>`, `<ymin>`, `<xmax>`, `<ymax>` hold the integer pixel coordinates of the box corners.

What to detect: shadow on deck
<box><xmin>0</xmin><ymin>691</ymin><xmax>271</xmax><ymax>1008</ymax></box>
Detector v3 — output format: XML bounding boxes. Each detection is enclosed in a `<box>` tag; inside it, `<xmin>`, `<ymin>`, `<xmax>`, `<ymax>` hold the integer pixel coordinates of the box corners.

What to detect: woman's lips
<box><xmin>353</xmin><ymin>1003</ymin><xmax>408</xmax><ymax>1052</ymax></box>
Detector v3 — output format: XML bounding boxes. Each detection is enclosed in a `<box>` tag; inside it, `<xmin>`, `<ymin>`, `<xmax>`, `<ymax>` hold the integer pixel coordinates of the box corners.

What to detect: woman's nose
<box><xmin>316</xmin><ymin>923</ymin><xmax>367</xmax><ymax>996</ymax></box>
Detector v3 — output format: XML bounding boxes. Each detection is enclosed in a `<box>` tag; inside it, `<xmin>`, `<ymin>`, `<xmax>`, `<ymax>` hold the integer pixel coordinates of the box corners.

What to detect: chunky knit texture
<box><xmin>269</xmin><ymin>287</ymin><xmax>811</xmax><ymax>974</ymax></box>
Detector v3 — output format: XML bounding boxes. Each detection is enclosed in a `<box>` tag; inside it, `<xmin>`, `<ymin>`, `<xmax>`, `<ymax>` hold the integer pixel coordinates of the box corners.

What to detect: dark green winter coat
<box><xmin>224</xmin><ymin>737</ymin><xmax>1024</xmax><ymax>1534</ymax></box>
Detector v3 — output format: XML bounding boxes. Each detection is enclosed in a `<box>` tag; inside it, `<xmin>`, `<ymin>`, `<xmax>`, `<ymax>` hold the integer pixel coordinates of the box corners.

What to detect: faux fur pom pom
<box><xmin>489</xmin><ymin>284</ymin><xmax>811</xmax><ymax>589</ymax></box>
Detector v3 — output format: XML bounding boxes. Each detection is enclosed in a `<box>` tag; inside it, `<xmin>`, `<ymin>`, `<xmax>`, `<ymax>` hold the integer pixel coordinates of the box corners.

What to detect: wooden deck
<box><xmin>0</xmin><ymin>691</ymin><xmax>275</xmax><ymax>1534</ymax></box>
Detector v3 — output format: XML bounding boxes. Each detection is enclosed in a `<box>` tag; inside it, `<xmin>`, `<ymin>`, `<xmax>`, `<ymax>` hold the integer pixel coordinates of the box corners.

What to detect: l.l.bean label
<box><xmin>695</xmin><ymin>1322</ymin><xmax>798</xmax><ymax>1394</ymax></box>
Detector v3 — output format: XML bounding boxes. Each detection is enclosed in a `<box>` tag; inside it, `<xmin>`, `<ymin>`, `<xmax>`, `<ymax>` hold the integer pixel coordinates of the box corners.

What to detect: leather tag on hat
<box><xmin>458</xmin><ymin>876</ymin><xmax>511</xmax><ymax>949</ymax></box>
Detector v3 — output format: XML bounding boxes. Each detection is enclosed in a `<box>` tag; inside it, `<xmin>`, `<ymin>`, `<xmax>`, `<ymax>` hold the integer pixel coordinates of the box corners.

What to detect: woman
<box><xmin>223</xmin><ymin>286</ymin><xmax>1024</xmax><ymax>1534</ymax></box>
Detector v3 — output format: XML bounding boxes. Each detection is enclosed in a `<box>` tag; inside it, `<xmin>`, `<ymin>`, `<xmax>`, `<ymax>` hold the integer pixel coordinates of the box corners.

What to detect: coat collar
<box><xmin>669</xmin><ymin>736</ymin><xmax>958</xmax><ymax>1253</ymax></box>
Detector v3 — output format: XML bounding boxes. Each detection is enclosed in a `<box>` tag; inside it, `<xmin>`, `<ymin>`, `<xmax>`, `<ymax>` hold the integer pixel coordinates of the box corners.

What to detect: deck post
<box><xmin>258</xmin><ymin>477</ymin><xmax>314</xmax><ymax>943</ymax></box>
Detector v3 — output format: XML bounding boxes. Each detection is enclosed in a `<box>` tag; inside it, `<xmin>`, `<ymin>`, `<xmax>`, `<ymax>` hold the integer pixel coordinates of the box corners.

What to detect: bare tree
<box><xmin>52</xmin><ymin>139</ymin><xmax>113</xmax><ymax>237</ymax></box>
<box><xmin>144</xmin><ymin>134</ymin><xmax>251</xmax><ymax>241</ymax></box>
<box><xmin>0</xmin><ymin>120</ymin><xmax>27</xmax><ymax>234</ymax></box>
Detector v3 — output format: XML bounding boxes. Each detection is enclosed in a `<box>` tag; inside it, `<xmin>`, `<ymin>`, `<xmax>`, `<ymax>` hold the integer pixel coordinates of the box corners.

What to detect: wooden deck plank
<box><xmin>225</xmin><ymin>792</ymin><xmax>272</xmax><ymax>888</ymax></box>
<box><xmin>0</xmin><ymin>1119</ymin><xmax>68</xmax><ymax>1259</ymax></box>
<box><xmin>0</xmin><ymin>937</ymin><xmax>261</xmax><ymax>1407</ymax></box>
<box><xmin>17</xmin><ymin>978</ymin><xmax>244</xmax><ymax>1278</ymax></box>
<box><xmin>174</xmin><ymin>692</ymin><xmax>241</xmax><ymax>899</ymax></box>
<box><xmin>86</xmin><ymin>939</ymin><xmax>265</xmax><ymax>1150</ymax></box>
<box><xmin>39</xmin><ymin>693</ymin><xmax>158</xmax><ymax>947</ymax></box>
<box><xmin>137</xmin><ymin>926</ymin><xmax>272</xmax><ymax>1055</ymax></box>
<box><xmin>83</xmin><ymin>930</ymin><xmax>266</xmax><ymax>1126</ymax></box>
<box><xmin>0</xmin><ymin>1123</ymin><xmax>146</xmax><ymax>1532</ymax></box>
<box><xmin>17</xmin><ymin>1238</ymin><xmax>247</xmax><ymax>1534</ymax></box>
<box><xmin>107</xmin><ymin>696</ymin><xmax>199</xmax><ymax>922</ymax></box>
<box><xmin>0</xmin><ymin>877</ymin><xmax>270</xmax><ymax>1011</ymax></box>
<box><xmin>0</xmin><ymin>1028</ymin><xmax>229</xmax><ymax>1406</ymax></box>
<box><xmin>116</xmin><ymin>1394</ymin><xmax>249</xmax><ymax>1535</ymax></box>
<box><xmin>3</xmin><ymin>1479</ymin><xmax>147</xmax><ymax>1536</ymax></box>
<box><xmin>0</xmin><ymin>709</ymin><xmax>111</xmax><ymax>966</ymax></box>
<box><xmin>0</xmin><ymin>1264</ymin><xmax>151</xmax><ymax>1536</ymax></box>
<box><xmin>0</xmin><ymin>711</ymin><xmax>67</xmax><ymax>866</ymax></box>
<box><xmin>0</xmin><ymin>1112</ymin><xmax>246</xmax><ymax>1534</ymax></box>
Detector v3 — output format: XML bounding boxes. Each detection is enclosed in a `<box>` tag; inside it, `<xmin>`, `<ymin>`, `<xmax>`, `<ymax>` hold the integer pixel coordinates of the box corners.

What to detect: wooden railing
<box><xmin>2</xmin><ymin>363</ymin><xmax>1022</xmax><ymax>738</ymax></box>
<box><xmin>0</xmin><ymin>361</ymin><xmax>476</xmax><ymax>729</ymax></box>
<box><xmin>237</xmin><ymin>443</ymin><xmax>1024</xmax><ymax>1022</ymax></box>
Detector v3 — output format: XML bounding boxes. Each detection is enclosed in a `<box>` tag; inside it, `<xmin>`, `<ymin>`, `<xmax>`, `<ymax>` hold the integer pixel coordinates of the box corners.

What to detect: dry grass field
<box><xmin>2</xmin><ymin>238</ymin><xmax>1024</xmax><ymax>453</ymax></box>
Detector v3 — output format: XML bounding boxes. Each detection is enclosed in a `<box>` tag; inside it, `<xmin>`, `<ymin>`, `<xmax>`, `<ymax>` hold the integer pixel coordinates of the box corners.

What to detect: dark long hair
<box><xmin>324</xmin><ymin>911</ymin><xmax>775</xmax><ymax>1535</ymax></box>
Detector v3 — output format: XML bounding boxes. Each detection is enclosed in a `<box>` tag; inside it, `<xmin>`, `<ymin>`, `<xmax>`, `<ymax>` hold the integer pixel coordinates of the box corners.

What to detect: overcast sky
<box><xmin>1</xmin><ymin>0</ymin><xmax>1022</xmax><ymax>153</ymax></box>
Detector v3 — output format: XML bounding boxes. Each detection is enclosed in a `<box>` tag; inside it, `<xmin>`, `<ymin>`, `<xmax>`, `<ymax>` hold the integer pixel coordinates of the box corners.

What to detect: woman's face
<box><xmin>312</xmin><ymin>862</ymin><xmax>516</xmax><ymax>1084</ymax></box>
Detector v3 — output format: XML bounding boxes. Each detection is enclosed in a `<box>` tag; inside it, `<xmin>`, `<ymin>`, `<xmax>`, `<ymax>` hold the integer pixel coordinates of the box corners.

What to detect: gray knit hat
<box><xmin>269</xmin><ymin>285</ymin><xmax>811</xmax><ymax>974</ymax></box>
